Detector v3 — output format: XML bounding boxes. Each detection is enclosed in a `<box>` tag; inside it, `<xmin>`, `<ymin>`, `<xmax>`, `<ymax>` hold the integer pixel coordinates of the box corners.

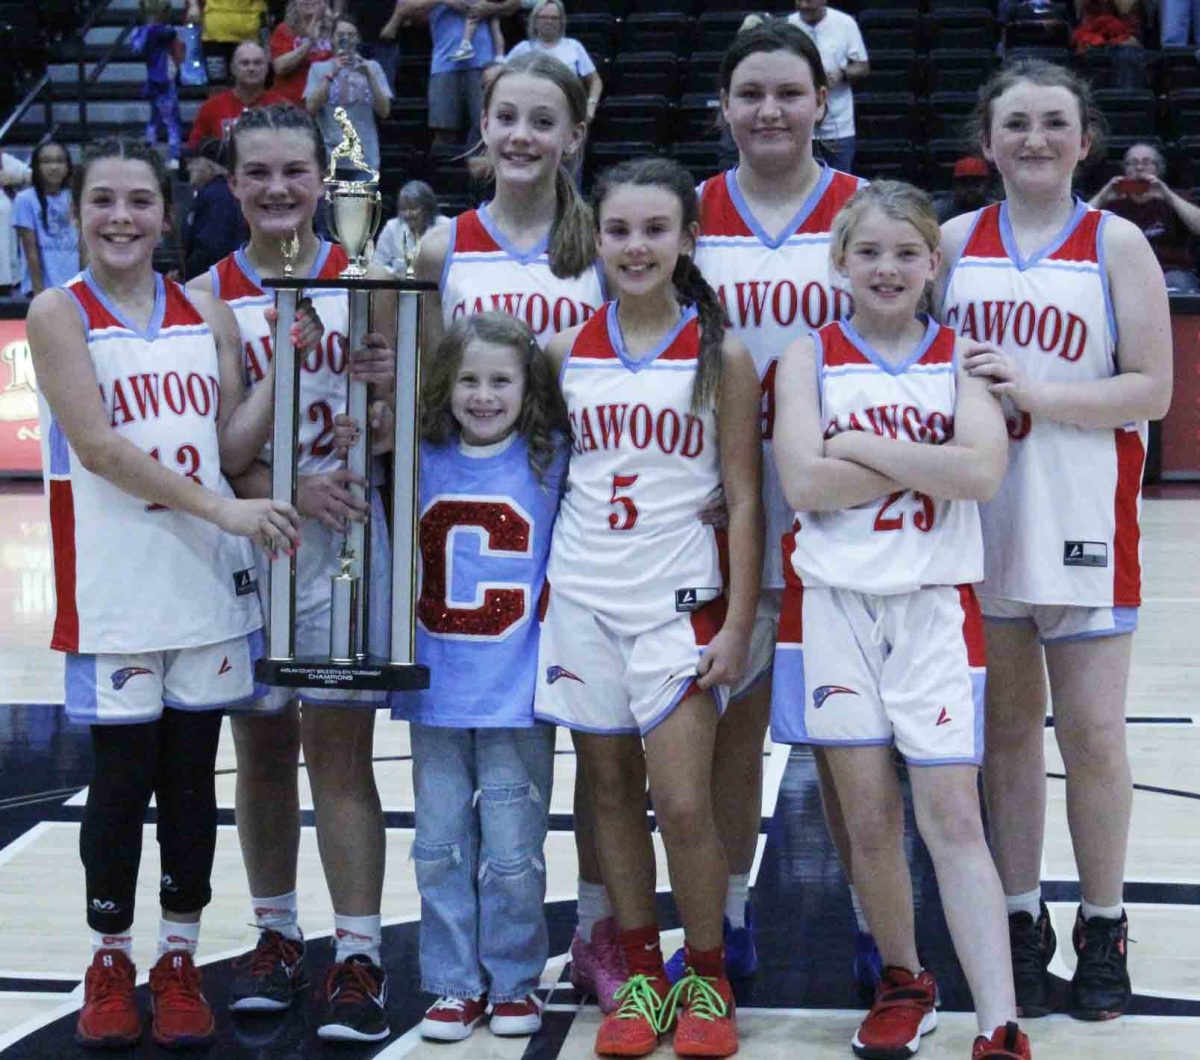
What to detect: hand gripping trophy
<box><xmin>257</xmin><ymin>108</ymin><xmax>437</xmax><ymax>692</ymax></box>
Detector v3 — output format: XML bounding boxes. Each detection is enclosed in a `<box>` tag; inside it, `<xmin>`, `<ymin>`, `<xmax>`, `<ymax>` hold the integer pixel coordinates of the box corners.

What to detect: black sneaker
<box><xmin>1009</xmin><ymin>902</ymin><xmax>1056</xmax><ymax>1018</ymax></box>
<box><xmin>317</xmin><ymin>954</ymin><xmax>390</xmax><ymax>1042</ymax></box>
<box><xmin>228</xmin><ymin>929</ymin><xmax>308</xmax><ymax>1012</ymax></box>
<box><xmin>1069</xmin><ymin>908</ymin><xmax>1131</xmax><ymax>1021</ymax></box>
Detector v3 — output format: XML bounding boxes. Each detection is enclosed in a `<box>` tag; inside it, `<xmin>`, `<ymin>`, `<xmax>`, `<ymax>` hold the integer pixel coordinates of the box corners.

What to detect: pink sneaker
<box><xmin>569</xmin><ymin>917</ymin><xmax>627</xmax><ymax>1013</ymax></box>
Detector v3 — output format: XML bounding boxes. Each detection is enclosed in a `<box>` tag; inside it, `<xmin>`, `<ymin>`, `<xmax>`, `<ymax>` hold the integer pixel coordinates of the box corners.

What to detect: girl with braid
<box><xmin>534</xmin><ymin>156</ymin><xmax>762</xmax><ymax>1059</ymax></box>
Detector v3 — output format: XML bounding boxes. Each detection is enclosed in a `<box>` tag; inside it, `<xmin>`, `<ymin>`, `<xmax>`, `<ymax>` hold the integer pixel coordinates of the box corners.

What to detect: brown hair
<box><xmin>830</xmin><ymin>181</ymin><xmax>941</xmax><ymax>313</ymax></box>
<box><xmin>719</xmin><ymin>18</ymin><xmax>828</xmax><ymax>95</ymax></box>
<box><xmin>481</xmin><ymin>51</ymin><xmax>595</xmax><ymax>280</ymax></box>
<box><xmin>228</xmin><ymin>103</ymin><xmax>327</xmax><ymax>175</ymax></box>
<box><xmin>71</xmin><ymin>138</ymin><xmax>170</xmax><ymax>217</ymax></box>
<box><xmin>972</xmin><ymin>59</ymin><xmax>1105</xmax><ymax>164</ymax></box>
<box><xmin>421</xmin><ymin>312</ymin><xmax>567</xmax><ymax>483</ymax></box>
<box><xmin>591</xmin><ymin>156</ymin><xmax>724</xmax><ymax>413</ymax></box>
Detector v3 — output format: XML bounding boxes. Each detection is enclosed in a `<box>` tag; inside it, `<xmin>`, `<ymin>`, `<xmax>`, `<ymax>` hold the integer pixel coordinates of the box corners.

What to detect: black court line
<box><xmin>1047</xmin><ymin>771</ymin><xmax>1200</xmax><ymax>803</ymax></box>
<box><xmin>0</xmin><ymin>978</ymin><xmax>77</xmax><ymax>994</ymax></box>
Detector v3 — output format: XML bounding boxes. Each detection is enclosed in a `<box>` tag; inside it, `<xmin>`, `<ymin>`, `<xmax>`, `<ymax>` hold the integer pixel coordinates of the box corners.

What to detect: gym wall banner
<box><xmin>0</xmin><ymin>318</ymin><xmax>39</xmax><ymax>477</ymax></box>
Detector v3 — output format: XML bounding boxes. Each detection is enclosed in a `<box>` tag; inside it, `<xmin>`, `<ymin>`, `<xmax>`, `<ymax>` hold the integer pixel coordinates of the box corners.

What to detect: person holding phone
<box><xmin>1091</xmin><ymin>142</ymin><xmax>1200</xmax><ymax>292</ymax></box>
<box><xmin>304</xmin><ymin>13</ymin><xmax>393</xmax><ymax>172</ymax></box>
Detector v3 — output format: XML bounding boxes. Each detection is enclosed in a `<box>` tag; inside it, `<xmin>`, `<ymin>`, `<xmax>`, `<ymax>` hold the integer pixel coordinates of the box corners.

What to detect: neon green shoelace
<box><xmin>611</xmin><ymin>974</ymin><xmax>665</xmax><ymax>1024</ymax></box>
<box><xmin>660</xmin><ymin>968</ymin><xmax>728</xmax><ymax>1030</ymax></box>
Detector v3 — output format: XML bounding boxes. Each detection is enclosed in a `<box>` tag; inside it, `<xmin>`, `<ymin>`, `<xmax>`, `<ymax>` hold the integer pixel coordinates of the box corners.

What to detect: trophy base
<box><xmin>256</xmin><ymin>657</ymin><xmax>430</xmax><ymax>693</ymax></box>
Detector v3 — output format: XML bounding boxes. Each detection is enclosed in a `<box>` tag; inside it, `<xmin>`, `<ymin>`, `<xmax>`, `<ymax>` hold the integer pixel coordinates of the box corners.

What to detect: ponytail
<box><xmin>674</xmin><ymin>256</ymin><xmax>725</xmax><ymax>414</ymax></box>
<box><xmin>549</xmin><ymin>163</ymin><xmax>596</xmax><ymax>279</ymax></box>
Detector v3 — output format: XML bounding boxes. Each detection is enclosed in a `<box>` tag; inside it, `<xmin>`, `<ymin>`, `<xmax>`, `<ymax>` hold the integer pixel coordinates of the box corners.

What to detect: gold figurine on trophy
<box><xmin>325</xmin><ymin>107</ymin><xmax>383</xmax><ymax>279</ymax></box>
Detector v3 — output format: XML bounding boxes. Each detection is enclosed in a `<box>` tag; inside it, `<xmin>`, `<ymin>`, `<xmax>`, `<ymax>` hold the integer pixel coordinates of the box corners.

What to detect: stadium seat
<box><xmin>1004</xmin><ymin>45</ymin><xmax>1070</xmax><ymax>65</ymax></box>
<box><xmin>857</xmin><ymin>10</ymin><xmax>923</xmax><ymax>52</ymax></box>
<box><xmin>925</xmin><ymin>91</ymin><xmax>977</xmax><ymax>141</ymax></box>
<box><xmin>1161</xmin><ymin>47</ymin><xmax>1200</xmax><ymax>91</ymax></box>
<box><xmin>586</xmin><ymin>140</ymin><xmax>660</xmax><ymax>190</ymax></box>
<box><xmin>1004</xmin><ymin>2</ymin><xmax>1070</xmax><ymax>49</ymax></box>
<box><xmin>693</xmin><ymin>12</ymin><xmax>751</xmax><ymax>54</ymax></box>
<box><xmin>571</xmin><ymin>0</ymin><xmax>632</xmax><ymax>15</ymax></box>
<box><xmin>852</xmin><ymin>140</ymin><xmax>920</xmax><ymax>183</ymax></box>
<box><xmin>1093</xmin><ymin>89</ymin><xmax>1158</xmax><ymax>139</ymax></box>
<box><xmin>620</xmin><ymin>13</ymin><xmax>691</xmax><ymax>56</ymax></box>
<box><xmin>676</xmin><ymin>93</ymin><xmax>722</xmax><ymax>142</ymax></box>
<box><xmin>927</xmin><ymin>49</ymin><xmax>997</xmax><ymax>94</ymax></box>
<box><xmin>683</xmin><ymin>51</ymin><xmax>724</xmax><ymax>96</ymax></box>
<box><xmin>672</xmin><ymin>141</ymin><xmax>724</xmax><ymax>183</ymax></box>
<box><xmin>866</xmin><ymin>49</ymin><xmax>922</xmax><ymax>95</ymax></box>
<box><xmin>854</xmin><ymin>92</ymin><xmax>921</xmax><ymax>143</ymax></box>
<box><xmin>1165</xmin><ymin>90</ymin><xmax>1200</xmax><ymax>142</ymax></box>
<box><xmin>610</xmin><ymin>52</ymin><xmax>681</xmax><ymax>99</ymax></box>
<box><xmin>569</xmin><ymin>14</ymin><xmax>618</xmax><ymax>65</ymax></box>
<box><xmin>927</xmin><ymin>8</ymin><xmax>997</xmax><ymax>51</ymax></box>
<box><xmin>592</xmin><ymin>96</ymin><xmax>673</xmax><ymax>146</ymax></box>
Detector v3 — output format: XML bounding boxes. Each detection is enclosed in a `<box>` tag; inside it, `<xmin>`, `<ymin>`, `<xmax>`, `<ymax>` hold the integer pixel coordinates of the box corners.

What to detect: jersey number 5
<box><xmin>608</xmin><ymin>473</ymin><xmax>639</xmax><ymax>531</ymax></box>
<box><xmin>418</xmin><ymin>498</ymin><xmax>532</xmax><ymax>638</ymax></box>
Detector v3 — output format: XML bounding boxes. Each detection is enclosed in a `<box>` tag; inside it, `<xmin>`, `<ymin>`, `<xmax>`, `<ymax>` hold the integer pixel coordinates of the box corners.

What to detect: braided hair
<box><xmin>228</xmin><ymin>103</ymin><xmax>327</xmax><ymax>175</ymax></box>
<box><xmin>591</xmin><ymin>156</ymin><xmax>725</xmax><ymax>413</ymax></box>
<box><xmin>70</xmin><ymin>138</ymin><xmax>171</xmax><ymax>213</ymax></box>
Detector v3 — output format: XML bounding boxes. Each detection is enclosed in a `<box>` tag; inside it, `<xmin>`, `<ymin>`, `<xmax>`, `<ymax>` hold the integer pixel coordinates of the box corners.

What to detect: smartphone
<box><xmin>1116</xmin><ymin>177</ymin><xmax>1150</xmax><ymax>197</ymax></box>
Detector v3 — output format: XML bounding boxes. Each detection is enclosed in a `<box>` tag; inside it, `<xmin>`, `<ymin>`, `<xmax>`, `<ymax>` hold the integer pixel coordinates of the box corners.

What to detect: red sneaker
<box><xmin>490</xmin><ymin>993</ymin><xmax>544</xmax><ymax>1036</ymax></box>
<box><xmin>149</xmin><ymin>951</ymin><xmax>216</xmax><ymax>1048</ymax></box>
<box><xmin>595</xmin><ymin>973</ymin><xmax>668</xmax><ymax>1057</ymax></box>
<box><xmin>973</xmin><ymin>1021</ymin><xmax>1033</xmax><ymax>1059</ymax></box>
<box><xmin>664</xmin><ymin>970</ymin><xmax>738</xmax><ymax>1058</ymax></box>
<box><xmin>419</xmin><ymin>994</ymin><xmax>488</xmax><ymax>1041</ymax></box>
<box><xmin>852</xmin><ymin>966</ymin><xmax>938</xmax><ymax>1059</ymax></box>
<box><xmin>75</xmin><ymin>949</ymin><xmax>141</xmax><ymax>1049</ymax></box>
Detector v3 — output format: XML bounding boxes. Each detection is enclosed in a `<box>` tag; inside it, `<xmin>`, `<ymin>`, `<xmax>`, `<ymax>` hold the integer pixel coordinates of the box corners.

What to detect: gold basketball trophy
<box><xmin>257</xmin><ymin>108</ymin><xmax>436</xmax><ymax>692</ymax></box>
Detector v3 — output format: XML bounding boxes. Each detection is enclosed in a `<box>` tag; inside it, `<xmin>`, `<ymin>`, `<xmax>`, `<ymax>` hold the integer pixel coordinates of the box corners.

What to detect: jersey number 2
<box><xmin>873</xmin><ymin>490</ymin><xmax>935</xmax><ymax>533</ymax></box>
<box><xmin>418</xmin><ymin>499</ymin><xmax>532</xmax><ymax>638</ymax></box>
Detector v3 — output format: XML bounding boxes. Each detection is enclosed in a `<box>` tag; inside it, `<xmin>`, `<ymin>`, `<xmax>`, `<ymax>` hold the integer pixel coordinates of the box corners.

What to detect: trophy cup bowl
<box><xmin>325</xmin><ymin>107</ymin><xmax>383</xmax><ymax>279</ymax></box>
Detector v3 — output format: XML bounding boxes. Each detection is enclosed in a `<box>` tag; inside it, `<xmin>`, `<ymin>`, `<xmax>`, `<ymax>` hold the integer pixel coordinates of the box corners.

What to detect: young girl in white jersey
<box><xmin>188</xmin><ymin>104</ymin><xmax>399</xmax><ymax>1043</ymax></box>
<box><xmin>536</xmin><ymin>156</ymin><xmax>762</xmax><ymax>1059</ymax></box>
<box><xmin>338</xmin><ymin>313</ymin><xmax>567</xmax><ymax>1041</ymax></box>
<box><xmin>940</xmin><ymin>61</ymin><xmax>1172</xmax><ymax>1022</ymax></box>
<box><xmin>415</xmin><ymin>51</ymin><xmax>623</xmax><ymax>1011</ymax></box>
<box><xmin>688</xmin><ymin>18</ymin><xmax>870</xmax><ymax>989</ymax></box>
<box><xmin>773</xmin><ymin>181</ymin><xmax>1029</xmax><ymax>1060</ymax></box>
<box><xmin>27</xmin><ymin>138</ymin><xmax>300</xmax><ymax>1051</ymax></box>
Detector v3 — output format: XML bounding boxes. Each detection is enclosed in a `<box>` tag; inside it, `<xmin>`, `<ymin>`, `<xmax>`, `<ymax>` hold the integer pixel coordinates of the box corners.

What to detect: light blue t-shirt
<box><xmin>429</xmin><ymin>4</ymin><xmax>498</xmax><ymax>74</ymax></box>
<box><xmin>391</xmin><ymin>434</ymin><xmax>567</xmax><ymax>728</ymax></box>
<box><xmin>506</xmin><ymin>37</ymin><xmax>596</xmax><ymax>77</ymax></box>
<box><xmin>13</xmin><ymin>187</ymin><xmax>78</xmax><ymax>295</ymax></box>
<box><xmin>304</xmin><ymin>58</ymin><xmax>392</xmax><ymax>173</ymax></box>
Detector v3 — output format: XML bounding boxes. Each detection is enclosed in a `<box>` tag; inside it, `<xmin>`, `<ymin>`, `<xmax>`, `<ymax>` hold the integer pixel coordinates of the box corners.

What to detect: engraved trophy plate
<box><xmin>255</xmin><ymin>110</ymin><xmax>436</xmax><ymax>694</ymax></box>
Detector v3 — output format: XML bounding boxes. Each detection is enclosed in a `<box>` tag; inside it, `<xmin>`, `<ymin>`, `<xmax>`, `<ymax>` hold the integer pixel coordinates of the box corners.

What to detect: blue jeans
<box><xmin>1162</xmin><ymin>0</ymin><xmax>1200</xmax><ymax>45</ymax></box>
<box><xmin>410</xmin><ymin>723</ymin><xmax>555</xmax><ymax>1001</ymax></box>
<box><xmin>818</xmin><ymin>135</ymin><xmax>856</xmax><ymax>174</ymax></box>
<box><xmin>146</xmin><ymin>84</ymin><xmax>181</xmax><ymax>161</ymax></box>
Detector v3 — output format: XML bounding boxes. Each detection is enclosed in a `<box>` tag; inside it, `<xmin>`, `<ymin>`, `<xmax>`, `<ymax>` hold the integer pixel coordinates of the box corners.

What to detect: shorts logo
<box><xmin>110</xmin><ymin>666</ymin><xmax>153</xmax><ymax>690</ymax></box>
<box><xmin>233</xmin><ymin>568</ymin><xmax>258</xmax><ymax>596</ymax></box>
<box><xmin>676</xmin><ymin>586</ymin><xmax>721</xmax><ymax>612</ymax></box>
<box><xmin>218</xmin><ymin>656</ymin><xmax>232</xmax><ymax>675</ymax></box>
<box><xmin>1063</xmin><ymin>541</ymin><xmax>1108</xmax><ymax>568</ymax></box>
<box><xmin>546</xmin><ymin>665</ymin><xmax>584</xmax><ymax>685</ymax></box>
<box><xmin>936</xmin><ymin>707</ymin><xmax>952</xmax><ymax>727</ymax></box>
<box><xmin>90</xmin><ymin>898</ymin><xmax>119</xmax><ymax>913</ymax></box>
<box><xmin>813</xmin><ymin>685</ymin><xmax>858</xmax><ymax>709</ymax></box>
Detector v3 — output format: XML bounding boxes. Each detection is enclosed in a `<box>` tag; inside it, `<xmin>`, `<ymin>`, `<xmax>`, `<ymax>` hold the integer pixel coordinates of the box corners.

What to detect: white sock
<box><xmin>158</xmin><ymin>918</ymin><xmax>200</xmax><ymax>957</ymax></box>
<box><xmin>1005</xmin><ymin>888</ymin><xmax>1043</xmax><ymax>920</ymax></box>
<box><xmin>1081</xmin><ymin>899</ymin><xmax>1123</xmax><ymax>922</ymax></box>
<box><xmin>90</xmin><ymin>929</ymin><xmax>132</xmax><ymax>957</ymax></box>
<box><xmin>576</xmin><ymin>880</ymin><xmax>612</xmax><ymax>941</ymax></box>
<box><xmin>251</xmin><ymin>891</ymin><xmax>303</xmax><ymax>942</ymax></box>
<box><xmin>725</xmin><ymin>873</ymin><xmax>751</xmax><ymax>928</ymax></box>
<box><xmin>848</xmin><ymin>886</ymin><xmax>870</xmax><ymax>933</ymax></box>
<box><xmin>334</xmin><ymin>914</ymin><xmax>382</xmax><ymax>965</ymax></box>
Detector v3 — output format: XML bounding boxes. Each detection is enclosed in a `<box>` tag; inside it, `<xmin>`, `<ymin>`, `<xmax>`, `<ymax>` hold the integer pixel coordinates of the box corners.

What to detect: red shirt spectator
<box><xmin>270</xmin><ymin>0</ymin><xmax>335</xmax><ymax>104</ymax></box>
<box><xmin>187</xmin><ymin>41</ymin><xmax>287</xmax><ymax>148</ymax></box>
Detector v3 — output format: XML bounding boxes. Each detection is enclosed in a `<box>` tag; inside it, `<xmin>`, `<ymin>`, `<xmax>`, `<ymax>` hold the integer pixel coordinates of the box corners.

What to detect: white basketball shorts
<box><xmin>978</xmin><ymin>596</ymin><xmax>1138</xmax><ymax>643</ymax></box>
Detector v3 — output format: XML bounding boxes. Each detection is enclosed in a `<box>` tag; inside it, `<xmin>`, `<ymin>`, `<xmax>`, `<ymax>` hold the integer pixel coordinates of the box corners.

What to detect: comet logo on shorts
<box><xmin>813</xmin><ymin>685</ymin><xmax>858</xmax><ymax>709</ymax></box>
<box><xmin>546</xmin><ymin>665</ymin><xmax>585</xmax><ymax>685</ymax></box>
<box><xmin>110</xmin><ymin>666</ymin><xmax>153</xmax><ymax>690</ymax></box>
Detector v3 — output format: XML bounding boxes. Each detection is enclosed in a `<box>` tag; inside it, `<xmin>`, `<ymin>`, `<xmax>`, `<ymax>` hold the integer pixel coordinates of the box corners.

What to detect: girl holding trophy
<box><xmin>189</xmin><ymin>103</ymin><xmax>397</xmax><ymax>1044</ymax></box>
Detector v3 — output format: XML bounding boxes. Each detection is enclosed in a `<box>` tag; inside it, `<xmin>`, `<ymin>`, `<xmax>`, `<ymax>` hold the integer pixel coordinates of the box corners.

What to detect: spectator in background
<box><xmin>270</xmin><ymin>0</ymin><xmax>335</xmax><ymax>105</ymax></box>
<box><xmin>395</xmin><ymin>0</ymin><xmax>523</xmax><ymax>146</ymax></box>
<box><xmin>181</xmin><ymin>138</ymin><xmax>247</xmax><ymax>278</ymax></box>
<box><xmin>933</xmin><ymin>156</ymin><xmax>995</xmax><ymax>223</ymax></box>
<box><xmin>131</xmin><ymin>0</ymin><xmax>184</xmax><ymax>168</ymax></box>
<box><xmin>787</xmin><ymin>0</ymin><xmax>869</xmax><ymax>173</ymax></box>
<box><xmin>1091</xmin><ymin>142</ymin><xmax>1200</xmax><ymax>292</ymax></box>
<box><xmin>1162</xmin><ymin>0</ymin><xmax>1200</xmax><ymax>45</ymax></box>
<box><xmin>13</xmin><ymin>142</ymin><xmax>79</xmax><ymax>298</ymax></box>
<box><xmin>506</xmin><ymin>1</ymin><xmax>602</xmax><ymax>123</ymax></box>
<box><xmin>0</xmin><ymin>152</ymin><xmax>32</xmax><ymax>295</ymax></box>
<box><xmin>305</xmin><ymin>14</ymin><xmax>393</xmax><ymax>172</ymax></box>
<box><xmin>185</xmin><ymin>0</ymin><xmax>268</xmax><ymax>83</ymax></box>
<box><xmin>372</xmin><ymin>180</ymin><xmax>450</xmax><ymax>275</ymax></box>
<box><xmin>1072</xmin><ymin>0</ymin><xmax>1144</xmax><ymax>88</ymax></box>
<box><xmin>187</xmin><ymin>41</ymin><xmax>285</xmax><ymax>149</ymax></box>
<box><xmin>348</xmin><ymin>0</ymin><xmax>406</xmax><ymax>91</ymax></box>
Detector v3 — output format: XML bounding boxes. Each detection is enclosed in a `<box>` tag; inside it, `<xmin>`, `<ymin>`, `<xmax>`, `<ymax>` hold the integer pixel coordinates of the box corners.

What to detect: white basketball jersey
<box><xmin>41</xmin><ymin>271</ymin><xmax>261</xmax><ymax>654</ymax></box>
<box><xmin>787</xmin><ymin>320</ymin><xmax>983</xmax><ymax>595</ymax></box>
<box><xmin>210</xmin><ymin>241</ymin><xmax>353</xmax><ymax>616</ymax></box>
<box><xmin>695</xmin><ymin>166</ymin><xmax>862</xmax><ymax>588</ymax></box>
<box><xmin>942</xmin><ymin>201</ymin><xmax>1143</xmax><ymax>607</ymax></box>
<box><xmin>548</xmin><ymin>303</ymin><xmax>724</xmax><ymax>636</ymax></box>
<box><xmin>440</xmin><ymin>205</ymin><xmax>605</xmax><ymax>346</ymax></box>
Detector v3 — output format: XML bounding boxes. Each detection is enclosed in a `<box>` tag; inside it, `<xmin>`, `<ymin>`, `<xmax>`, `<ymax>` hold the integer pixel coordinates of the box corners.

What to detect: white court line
<box><xmin>0</xmin><ymin>822</ymin><xmax>51</xmax><ymax>868</ymax></box>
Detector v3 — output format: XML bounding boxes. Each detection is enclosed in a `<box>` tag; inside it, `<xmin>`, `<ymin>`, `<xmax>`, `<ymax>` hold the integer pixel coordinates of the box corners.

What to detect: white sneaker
<box><xmin>448</xmin><ymin>40</ymin><xmax>475</xmax><ymax>62</ymax></box>
<box><xmin>419</xmin><ymin>994</ymin><xmax>487</xmax><ymax>1041</ymax></box>
<box><xmin>489</xmin><ymin>993</ymin><xmax>544</xmax><ymax>1036</ymax></box>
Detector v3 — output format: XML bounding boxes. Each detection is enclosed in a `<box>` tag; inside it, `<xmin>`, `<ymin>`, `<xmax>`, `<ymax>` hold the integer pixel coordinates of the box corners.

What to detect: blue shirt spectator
<box><xmin>13</xmin><ymin>182</ymin><xmax>79</xmax><ymax>297</ymax></box>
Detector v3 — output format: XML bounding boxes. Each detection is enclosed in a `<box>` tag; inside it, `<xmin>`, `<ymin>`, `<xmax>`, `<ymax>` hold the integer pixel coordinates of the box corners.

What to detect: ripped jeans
<box><xmin>410</xmin><ymin>723</ymin><xmax>555</xmax><ymax>1001</ymax></box>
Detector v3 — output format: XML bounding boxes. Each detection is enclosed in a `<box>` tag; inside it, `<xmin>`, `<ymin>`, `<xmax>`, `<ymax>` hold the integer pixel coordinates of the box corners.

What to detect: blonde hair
<box><xmin>482</xmin><ymin>51</ymin><xmax>595</xmax><ymax>280</ymax></box>
<box><xmin>830</xmin><ymin>181</ymin><xmax>942</xmax><ymax>311</ymax></box>
<box><xmin>526</xmin><ymin>0</ymin><xmax>567</xmax><ymax>40</ymax></box>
